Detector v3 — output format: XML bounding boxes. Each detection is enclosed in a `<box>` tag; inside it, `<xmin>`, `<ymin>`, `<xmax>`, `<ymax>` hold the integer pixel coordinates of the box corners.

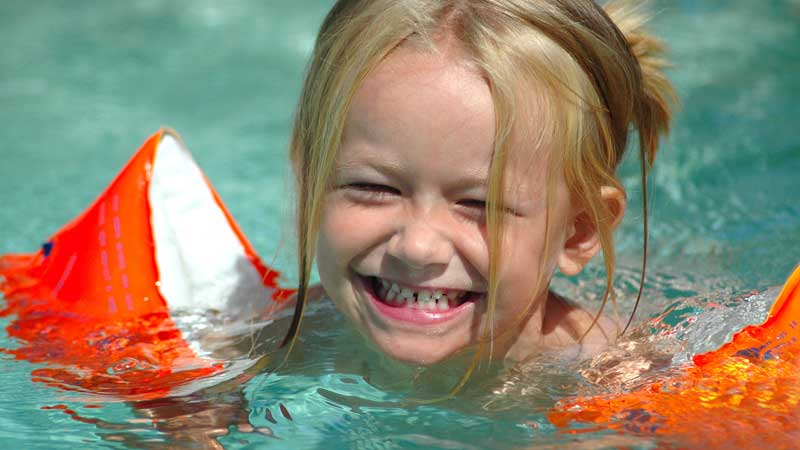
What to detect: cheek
<box><xmin>316</xmin><ymin>198</ymin><xmax>392</xmax><ymax>275</ymax></box>
<box><xmin>316</xmin><ymin>209</ymin><xmax>359</xmax><ymax>319</ymax></box>
<box><xmin>445</xmin><ymin>219</ymin><xmax>490</xmax><ymax>277</ymax></box>
<box><xmin>502</xmin><ymin>220</ymin><xmax>547</xmax><ymax>269</ymax></box>
<box><xmin>317</xmin><ymin>201</ymin><xmax>357</xmax><ymax>281</ymax></box>
<box><xmin>494</xmin><ymin>219</ymin><xmax>556</xmax><ymax>305</ymax></box>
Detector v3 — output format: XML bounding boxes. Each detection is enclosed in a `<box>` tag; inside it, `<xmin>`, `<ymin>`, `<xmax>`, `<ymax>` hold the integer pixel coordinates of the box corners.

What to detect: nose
<box><xmin>386</xmin><ymin>216</ymin><xmax>454</xmax><ymax>270</ymax></box>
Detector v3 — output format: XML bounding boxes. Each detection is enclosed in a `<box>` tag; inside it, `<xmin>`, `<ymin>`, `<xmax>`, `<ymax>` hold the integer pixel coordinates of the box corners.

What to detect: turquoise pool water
<box><xmin>1</xmin><ymin>1</ymin><xmax>799</xmax><ymax>448</ymax></box>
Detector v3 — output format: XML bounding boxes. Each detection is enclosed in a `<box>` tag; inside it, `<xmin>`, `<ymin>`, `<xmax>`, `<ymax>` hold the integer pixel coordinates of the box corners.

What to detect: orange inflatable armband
<box><xmin>550</xmin><ymin>265</ymin><xmax>800</xmax><ymax>448</ymax></box>
<box><xmin>0</xmin><ymin>130</ymin><xmax>293</xmax><ymax>400</ymax></box>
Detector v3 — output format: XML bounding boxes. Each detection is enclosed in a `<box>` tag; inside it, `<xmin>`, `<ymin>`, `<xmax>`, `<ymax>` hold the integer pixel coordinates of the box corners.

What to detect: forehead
<box><xmin>344</xmin><ymin>41</ymin><xmax>494</xmax><ymax>165</ymax></box>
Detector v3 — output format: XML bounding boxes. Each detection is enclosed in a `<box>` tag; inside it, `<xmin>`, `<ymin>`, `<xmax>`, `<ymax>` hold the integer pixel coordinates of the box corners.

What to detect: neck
<box><xmin>485</xmin><ymin>290</ymin><xmax>554</xmax><ymax>364</ymax></box>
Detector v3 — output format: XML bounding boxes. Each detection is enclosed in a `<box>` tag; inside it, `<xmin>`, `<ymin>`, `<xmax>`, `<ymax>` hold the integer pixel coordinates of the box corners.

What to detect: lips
<box><xmin>359</xmin><ymin>275</ymin><xmax>481</xmax><ymax>325</ymax></box>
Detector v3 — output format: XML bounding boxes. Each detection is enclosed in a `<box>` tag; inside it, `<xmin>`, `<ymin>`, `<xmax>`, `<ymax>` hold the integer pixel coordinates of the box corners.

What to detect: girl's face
<box><xmin>316</xmin><ymin>41</ymin><xmax>577</xmax><ymax>365</ymax></box>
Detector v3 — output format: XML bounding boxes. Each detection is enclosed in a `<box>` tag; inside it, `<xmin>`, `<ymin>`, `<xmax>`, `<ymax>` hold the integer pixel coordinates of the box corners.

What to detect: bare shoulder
<box><xmin>542</xmin><ymin>291</ymin><xmax>619</xmax><ymax>353</ymax></box>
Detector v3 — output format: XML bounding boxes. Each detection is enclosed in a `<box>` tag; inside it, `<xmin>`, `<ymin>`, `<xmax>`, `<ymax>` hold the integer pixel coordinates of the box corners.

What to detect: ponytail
<box><xmin>606</xmin><ymin>0</ymin><xmax>677</xmax><ymax>165</ymax></box>
<box><xmin>606</xmin><ymin>0</ymin><xmax>678</xmax><ymax>332</ymax></box>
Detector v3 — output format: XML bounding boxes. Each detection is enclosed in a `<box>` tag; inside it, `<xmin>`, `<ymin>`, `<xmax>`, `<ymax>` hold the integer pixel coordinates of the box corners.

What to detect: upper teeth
<box><xmin>377</xmin><ymin>278</ymin><xmax>466</xmax><ymax>310</ymax></box>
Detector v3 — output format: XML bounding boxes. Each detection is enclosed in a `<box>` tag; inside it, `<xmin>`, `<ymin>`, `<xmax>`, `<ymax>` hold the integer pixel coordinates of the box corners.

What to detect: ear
<box><xmin>557</xmin><ymin>186</ymin><xmax>626</xmax><ymax>276</ymax></box>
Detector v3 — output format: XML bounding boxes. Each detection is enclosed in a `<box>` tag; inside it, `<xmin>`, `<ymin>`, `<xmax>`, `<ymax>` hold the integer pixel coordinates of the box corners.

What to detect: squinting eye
<box><xmin>457</xmin><ymin>199</ymin><xmax>520</xmax><ymax>218</ymax></box>
<box><xmin>456</xmin><ymin>199</ymin><xmax>487</xmax><ymax>222</ymax></box>
<box><xmin>346</xmin><ymin>183</ymin><xmax>400</xmax><ymax>194</ymax></box>
<box><xmin>341</xmin><ymin>183</ymin><xmax>401</xmax><ymax>202</ymax></box>
<box><xmin>458</xmin><ymin>199</ymin><xmax>486</xmax><ymax>209</ymax></box>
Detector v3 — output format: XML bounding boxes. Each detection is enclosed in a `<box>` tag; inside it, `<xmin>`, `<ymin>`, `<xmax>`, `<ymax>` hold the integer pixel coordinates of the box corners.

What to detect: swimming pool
<box><xmin>1</xmin><ymin>0</ymin><xmax>798</xmax><ymax>448</ymax></box>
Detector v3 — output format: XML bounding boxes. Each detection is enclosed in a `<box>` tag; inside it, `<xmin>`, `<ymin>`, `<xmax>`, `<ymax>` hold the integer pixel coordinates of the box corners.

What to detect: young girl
<box><xmin>283</xmin><ymin>0</ymin><xmax>675</xmax><ymax>369</ymax></box>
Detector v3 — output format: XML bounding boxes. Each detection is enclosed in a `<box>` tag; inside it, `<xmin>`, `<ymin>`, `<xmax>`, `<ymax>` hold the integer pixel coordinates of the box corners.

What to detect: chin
<box><xmin>369</xmin><ymin>332</ymin><xmax>464</xmax><ymax>367</ymax></box>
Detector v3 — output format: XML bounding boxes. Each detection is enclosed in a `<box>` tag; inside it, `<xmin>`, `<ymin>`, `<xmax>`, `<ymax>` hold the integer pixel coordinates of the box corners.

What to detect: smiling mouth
<box><xmin>364</xmin><ymin>276</ymin><xmax>481</xmax><ymax>311</ymax></box>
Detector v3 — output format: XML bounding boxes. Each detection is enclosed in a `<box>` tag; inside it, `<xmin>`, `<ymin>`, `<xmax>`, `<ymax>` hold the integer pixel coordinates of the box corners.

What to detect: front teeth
<box><xmin>375</xmin><ymin>278</ymin><xmax>466</xmax><ymax>310</ymax></box>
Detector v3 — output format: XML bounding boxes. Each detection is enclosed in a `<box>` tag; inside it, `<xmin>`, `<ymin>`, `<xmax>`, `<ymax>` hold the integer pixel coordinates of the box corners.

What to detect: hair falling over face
<box><xmin>284</xmin><ymin>0</ymin><xmax>677</xmax><ymax>383</ymax></box>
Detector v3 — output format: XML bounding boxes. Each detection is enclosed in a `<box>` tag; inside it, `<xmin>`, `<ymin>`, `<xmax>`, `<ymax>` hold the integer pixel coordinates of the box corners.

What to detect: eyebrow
<box><xmin>332</xmin><ymin>158</ymin><xmax>401</xmax><ymax>181</ymax></box>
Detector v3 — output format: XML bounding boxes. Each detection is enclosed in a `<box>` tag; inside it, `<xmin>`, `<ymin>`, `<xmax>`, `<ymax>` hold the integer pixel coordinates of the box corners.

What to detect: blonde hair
<box><xmin>283</xmin><ymin>0</ymin><xmax>676</xmax><ymax>362</ymax></box>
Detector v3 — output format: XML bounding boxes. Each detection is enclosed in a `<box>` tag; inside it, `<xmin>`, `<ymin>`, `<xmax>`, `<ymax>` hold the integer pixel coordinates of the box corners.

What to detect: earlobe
<box><xmin>557</xmin><ymin>186</ymin><xmax>626</xmax><ymax>276</ymax></box>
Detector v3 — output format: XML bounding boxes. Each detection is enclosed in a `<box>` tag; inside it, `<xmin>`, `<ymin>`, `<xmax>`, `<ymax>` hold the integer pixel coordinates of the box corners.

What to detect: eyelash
<box><xmin>459</xmin><ymin>200</ymin><xmax>521</xmax><ymax>218</ymax></box>
<box><xmin>457</xmin><ymin>199</ymin><xmax>486</xmax><ymax>209</ymax></box>
<box><xmin>342</xmin><ymin>183</ymin><xmax>400</xmax><ymax>200</ymax></box>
